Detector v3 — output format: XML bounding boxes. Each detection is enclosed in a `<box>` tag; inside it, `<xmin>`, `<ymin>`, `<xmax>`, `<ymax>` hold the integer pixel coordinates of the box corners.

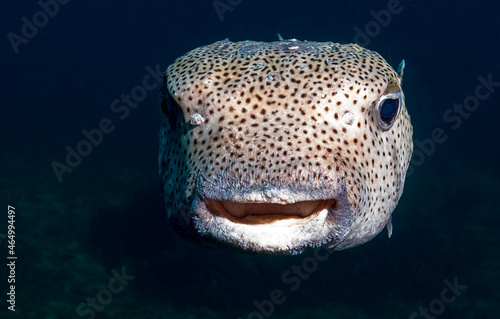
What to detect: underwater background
<box><xmin>1</xmin><ymin>0</ymin><xmax>499</xmax><ymax>318</ymax></box>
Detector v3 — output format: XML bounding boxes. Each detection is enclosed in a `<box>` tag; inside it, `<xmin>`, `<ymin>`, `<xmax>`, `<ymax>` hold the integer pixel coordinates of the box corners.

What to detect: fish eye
<box><xmin>376</xmin><ymin>91</ymin><xmax>402</xmax><ymax>130</ymax></box>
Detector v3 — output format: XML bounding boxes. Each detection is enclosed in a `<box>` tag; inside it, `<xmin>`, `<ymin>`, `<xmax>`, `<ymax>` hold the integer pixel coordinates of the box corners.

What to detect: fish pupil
<box><xmin>380</xmin><ymin>98</ymin><xmax>399</xmax><ymax>122</ymax></box>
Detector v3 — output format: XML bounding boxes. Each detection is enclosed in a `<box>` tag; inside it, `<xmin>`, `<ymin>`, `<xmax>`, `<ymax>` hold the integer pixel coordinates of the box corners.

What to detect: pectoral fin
<box><xmin>397</xmin><ymin>60</ymin><xmax>405</xmax><ymax>84</ymax></box>
<box><xmin>386</xmin><ymin>216</ymin><xmax>393</xmax><ymax>238</ymax></box>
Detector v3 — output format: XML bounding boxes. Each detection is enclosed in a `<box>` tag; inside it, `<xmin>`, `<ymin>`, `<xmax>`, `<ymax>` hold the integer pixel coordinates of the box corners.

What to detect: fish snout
<box><xmin>174</xmin><ymin>169</ymin><xmax>357</xmax><ymax>254</ymax></box>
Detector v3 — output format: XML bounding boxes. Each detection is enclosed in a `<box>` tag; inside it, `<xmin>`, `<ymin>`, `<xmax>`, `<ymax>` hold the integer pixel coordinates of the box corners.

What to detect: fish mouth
<box><xmin>168</xmin><ymin>168</ymin><xmax>356</xmax><ymax>254</ymax></box>
<box><xmin>205</xmin><ymin>199</ymin><xmax>336</xmax><ymax>224</ymax></box>
<box><xmin>182</xmin><ymin>186</ymin><xmax>354</xmax><ymax>254</ymax></box>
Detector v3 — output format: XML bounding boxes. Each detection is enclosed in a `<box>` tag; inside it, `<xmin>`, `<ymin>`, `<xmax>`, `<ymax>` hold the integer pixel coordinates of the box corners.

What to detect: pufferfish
<box><xmin>159</xmin><ymin>38</ymin><xmax>413</xmax><ymax>255</ymax></box>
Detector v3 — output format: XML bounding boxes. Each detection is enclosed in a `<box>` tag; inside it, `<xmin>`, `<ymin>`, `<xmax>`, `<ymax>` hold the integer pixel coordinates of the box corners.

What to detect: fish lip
<box><xmin>170</xmin><ymin>169</ymin><xmax>356</xmax><ymax>254</ymax></box>
<box><xmin>181</xmin><ymin>187</ymin><xmax>355</xmax><ymax>255</ymax></box>
<box><xmin>195</xmin><ymin>166</ymin><xmax>344</xmax><ymax>204</ymax></box>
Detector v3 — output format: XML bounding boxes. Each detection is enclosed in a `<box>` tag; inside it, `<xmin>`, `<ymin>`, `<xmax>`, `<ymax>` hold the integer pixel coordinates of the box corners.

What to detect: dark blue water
<box><xmin>1</xmin><ymin>0</ymin><xmax>499</xmax><ymax>318</ymax></box>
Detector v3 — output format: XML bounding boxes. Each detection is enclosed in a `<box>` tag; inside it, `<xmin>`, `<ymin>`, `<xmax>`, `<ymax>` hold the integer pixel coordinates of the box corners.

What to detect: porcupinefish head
<box><xmin>159</xmin><ymin>38</ymin><xmax>413</xmax><ymax>255</ymax></box>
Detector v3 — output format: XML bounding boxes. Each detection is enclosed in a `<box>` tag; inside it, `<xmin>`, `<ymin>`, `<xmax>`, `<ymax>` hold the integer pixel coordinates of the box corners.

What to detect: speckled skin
<box><xmin>159</xmin><ymin>39</ymin><xmax>413</xmax><ymax>255</ymax></box>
